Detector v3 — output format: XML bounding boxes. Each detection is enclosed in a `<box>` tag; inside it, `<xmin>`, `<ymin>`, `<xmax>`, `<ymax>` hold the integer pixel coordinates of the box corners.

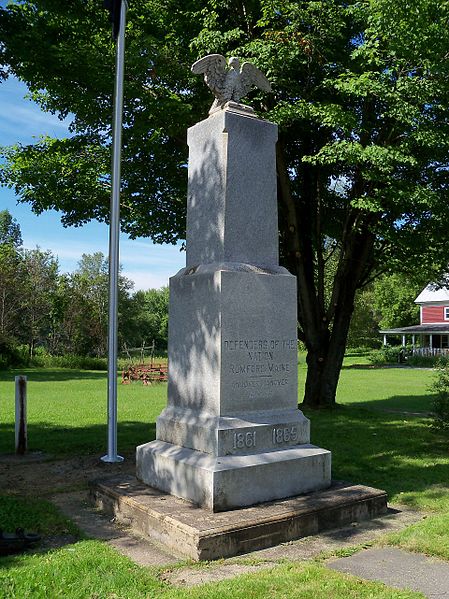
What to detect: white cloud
<box><xmin>0</xmin><ymin>77</ymin><xmax>71</xmax><ymax>145</ymax></box>
<box><xmin>120</xmin><ymin>241</ymin><xmax>185</xmax><ymax>268</ymax></box>
<box><xmin>124</xmin><ymin>269</ymin><xmax>174</xmax><ymax>291</ymax></box>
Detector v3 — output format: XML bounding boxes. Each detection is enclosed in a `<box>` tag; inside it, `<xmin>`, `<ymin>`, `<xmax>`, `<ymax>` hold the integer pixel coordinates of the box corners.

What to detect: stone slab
<box><xmin>157</xmin><ymin>407</ymin><xmax>310</xmax><ymax>456</ymax></box>
<box><xmin>186</xmin><ymin>109</ymin><xmax>278</xmax><ymax>267</ymax></box>
<box><xmin>90</xmin><ymin>476</ymin><xmax>388</xmax><ymax>561</ymax></box>
<box><xmin>328</xmin><ymin>546</ymin><xmax>449</xmax><ymax>598</ymax></box>
<box><xmin>136</xmin><ymin>440</ymin><xmax>331</xmax><ymax>511</ymax></box>
<box><xmin>166</xmin><ymin>267</ymin><xmax>299</xmax><ymax>419</ymax></box>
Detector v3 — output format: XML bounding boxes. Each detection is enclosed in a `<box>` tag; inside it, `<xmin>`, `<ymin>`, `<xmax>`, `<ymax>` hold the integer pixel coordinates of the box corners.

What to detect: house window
<box><xmin>445</xmin><ymin>307</ymin><xmax>449</xmax><ymax>321</ymax></box>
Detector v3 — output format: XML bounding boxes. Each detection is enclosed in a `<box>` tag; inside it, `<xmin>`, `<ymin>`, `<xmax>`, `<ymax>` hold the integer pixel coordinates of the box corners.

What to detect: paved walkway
<box><xmin>328</xmin><ymin>546</ymin><xmax>449</xmax><ymax>598</ymax></box>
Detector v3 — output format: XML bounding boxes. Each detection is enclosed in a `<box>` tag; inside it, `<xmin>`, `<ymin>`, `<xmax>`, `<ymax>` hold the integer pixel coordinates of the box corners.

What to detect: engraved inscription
<box><xmin>233</xmin><ymin>431</ymin><xmax>257</xmax><ymax>449</ymax></box>
<box><xmin>272</xmin><ymin>426</ymin><xmax>298</xmax><ymax>445</ymax></box>
<box><xmin>223</xmin><ymin>337</ymin><xmax>297</xmax><ymax>391</ymax></box>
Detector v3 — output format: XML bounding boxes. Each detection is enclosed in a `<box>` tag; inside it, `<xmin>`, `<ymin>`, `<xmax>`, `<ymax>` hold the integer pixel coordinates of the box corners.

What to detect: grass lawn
<box><xmin>0</xmin><ymin>360</ymin><xmax>447</xmax><ymax>596</ymax></box>
<box><xmin>0</xmin><ymin>541</ymin><xmax>424</xmax><ymax>598</ymax></box>
<box><xmin>0</xmin><ymin>369</ymin><xmax>166</xmax><ymax>455</ymax></box>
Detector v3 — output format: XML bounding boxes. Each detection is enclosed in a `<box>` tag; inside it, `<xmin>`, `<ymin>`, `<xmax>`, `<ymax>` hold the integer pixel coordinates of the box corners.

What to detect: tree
<box><xmin>126</xmin><ymin>287</ymin><xmax>169</xmax><ymax>352</ymax></box>
<box><xmin>1</xmin><ymin>1</ymin><xmax>448</xmax><ymax>406</ymax></box>
<box><xmin>0</xmin><ymin>210</ymin><xmax>22</xmax><ymax>248</ymax></box>
<box><xmin>371</xmin><ymin>274</ymin><xmax>424</xmax><ymax>331</ymax></box>
<box><xmin>62</xmin><ymin>252</ymin><xmax>133</xmax><ymax>356</ymax></box>
<box><xmin>0</xmin><ymin>244</ymin><xmax>25</xmax><ymax>345</ymax></box>
<box><xmin>0</xmin><ymin>211</ymin><xmax>24</xmax><ymax>350</ymax></box>
<box><xmin>20</xmin><ymin>248</ymin><xmax>60</xmax><ymax>356</ymax></box>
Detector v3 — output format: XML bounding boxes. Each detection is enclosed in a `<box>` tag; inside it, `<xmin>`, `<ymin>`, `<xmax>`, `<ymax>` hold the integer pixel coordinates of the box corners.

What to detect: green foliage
<box><xmin>430</xmin><ymin>360</ymin><xmax>449</xmax><ymax>434</ymax></box>
<box><xmin>126</xmin><ymin>287</ymin><xmax>169</xmax><ymax>351</ymax></box>
<box><xmin>372</xmin><ymin>274</ymin><xmax>423</xmax><ymax>329</ymax></box>
<box><xmin>0</xmin><ymin>234</ymin><xmax>169</xmax><ymax>361</ymax></box>
<box><xmin>368</xmin><ymin>346</ymin><xmax>403</xmax><ymax>365</ymax></box>
<box><xmin>30</xmin><ymin>351</ymin><xmax>108</xmax><ymax>371</ymax></box>
<box><xmin>344</xmin><ymin>346</ymin><xmax>377</xmax><ymax>356</ymax></box>
<box><xmin>0</xmin><ymin>245</ymin><xmax>59</xmax><ymax>357</ymax></box>
<box><xmin>407</xmin><ymin>354</ymin><xmax>448</xmax><ymax>368</ymax></box>
<box><xmin>346</xmin><ymin>286</ymin><xmax>380</xmax><ymax>349</ymax></box>
<box><xmin>57</xmin><ymin>252</ymin><xmax>132</xmax><ymax>356</ymax></box>
<box><xmin>0</xmin><ymin>210</ymin><xmax>22</xmax><ymax>247</ymax></box>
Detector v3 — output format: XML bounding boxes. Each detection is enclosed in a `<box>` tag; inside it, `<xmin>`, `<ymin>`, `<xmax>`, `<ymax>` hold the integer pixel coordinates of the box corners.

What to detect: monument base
<box><xmin>90</xmin><ymin>475</ymin><xmax>388</xmax><ymax>561</ymax></box>
<box><xmin>136</xmin><ymin>440</ymin><xmax>331</xmax><ymax>512</ymax></box>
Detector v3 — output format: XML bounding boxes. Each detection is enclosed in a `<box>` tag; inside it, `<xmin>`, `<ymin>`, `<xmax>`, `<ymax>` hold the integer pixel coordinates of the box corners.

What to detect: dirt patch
<box><xmin>0</xmin><ymin>452</ymin><xmax>136</xmax><ymax>497</ymax></box>
<box><xmin>162</xmin><ymin>563</ymin><xmax>275</xmax><ymax>586</ymax></box>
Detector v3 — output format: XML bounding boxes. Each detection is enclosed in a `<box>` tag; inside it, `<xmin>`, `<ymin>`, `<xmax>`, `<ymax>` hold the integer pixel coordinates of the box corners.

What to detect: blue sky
<box><xmin>0</xmin><ymin>76</ymin><xmax>185</xmax><ymax>290</ymax></box>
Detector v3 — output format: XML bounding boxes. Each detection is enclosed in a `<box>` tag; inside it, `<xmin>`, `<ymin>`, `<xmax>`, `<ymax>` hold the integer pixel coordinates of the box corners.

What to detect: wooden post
<box><xmin>15</xmin><ymin>375</ymin><xmax>27</xmax><ymax>455</ymax></box>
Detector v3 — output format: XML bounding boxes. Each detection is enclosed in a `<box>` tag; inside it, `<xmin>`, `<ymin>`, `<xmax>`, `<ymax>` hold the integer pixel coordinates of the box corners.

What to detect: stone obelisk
<box><xmin>136</xmin><ymin>58</ymin><xmax>331</xmax><ymax>512</ymax></box>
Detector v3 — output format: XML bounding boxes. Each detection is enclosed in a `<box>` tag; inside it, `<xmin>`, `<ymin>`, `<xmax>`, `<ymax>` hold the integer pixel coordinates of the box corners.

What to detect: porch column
<box><xmin>383</xmin><ymin>334</ymin><xmax>387</xmax><ymax>346</ymax></box>
<box><xmin>412</xmin><ymin>334</ymin><xmax>415</xmax><ymax>348</ymax></box>
<box><xmin>402</xmin><ymin>335</ymin><xmax>406</xmax><ymax>347</ymax></box>
<box><xmin>430</xmin><ymin>334</ymin><xmax>433</xmax><ymax>349</ymax></box>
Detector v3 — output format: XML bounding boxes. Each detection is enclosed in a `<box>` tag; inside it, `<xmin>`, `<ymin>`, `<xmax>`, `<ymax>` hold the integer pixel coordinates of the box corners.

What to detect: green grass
<box><xmin>385</xmin><ymin>512</ymin><xmax>449</xmax><ymax>561</ymax></box>
<box><xmin>1</xmin><ymin>361</ymin><xmax>449</xmax><ymax>587</ymax></box>
<box><xmin>306</xmin><ymin>407</ymin><xmax>449</xmax><ymax>512</ymax></box>
<box><xmin>0</xmin><ymin>495</ymin><xmax>78</xmax><ymax>536</ymax></box>
<box><xmin>0</xmin><ymin>369</ymin><xmax>166</xmax><ymax>455</ymax></box>
<box><xmin>0</xmin><ymin>540</ymin><xmax>424</xmax><ymax>599</ymax></box>
<box><xmin>297</xmin><ymin>355</ymin><xmax>436</xmax><ymax>413</ymax></box>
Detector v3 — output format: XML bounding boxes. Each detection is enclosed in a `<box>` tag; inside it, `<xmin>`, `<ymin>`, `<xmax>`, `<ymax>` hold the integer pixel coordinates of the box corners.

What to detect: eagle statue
<box><xmin>191</xmin><ymin>54</ymin><xmax>271</xmax><ymax>111</ymax></box>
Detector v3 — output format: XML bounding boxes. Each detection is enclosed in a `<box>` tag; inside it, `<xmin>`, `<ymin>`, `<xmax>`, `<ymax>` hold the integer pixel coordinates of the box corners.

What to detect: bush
<box><xmin>0</xmin><ymin>341</ymin><xmax>30</xmax><ymax>369</ymax></box>
<box><xmin>368</xmin><ymin>346</ymin><xmax>403</xmax><ymax>365</ymax></box>
<box><xmin>407</xmin><ymin>354</ymin><xmax>449</xmax><ymax>368</ymax></box>
<box><xmin>32</xmin><ymin>353</ymin><xmax>108</xmax><ymax>370</ymax></box>
<box><xmin>430</xmin><ymin>361</ymin><xmax>449</xmax><ymax>433</ymax></box>
<box><xmin>345</xmin><ymin>346</ymin><xmax>378</xmax><ymax>357</ymax></box>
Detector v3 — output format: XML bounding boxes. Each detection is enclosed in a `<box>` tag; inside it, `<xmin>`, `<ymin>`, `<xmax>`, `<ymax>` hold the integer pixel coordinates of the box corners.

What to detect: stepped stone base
<box><xmin>136</xmin><ymin>441</ymin><xmax>331</xmax><ymax>512</ymax></box>
<box><xmin>90</xmin><ymin>475</ymin><xmax>388</xmax><ymax>561</ymax></box>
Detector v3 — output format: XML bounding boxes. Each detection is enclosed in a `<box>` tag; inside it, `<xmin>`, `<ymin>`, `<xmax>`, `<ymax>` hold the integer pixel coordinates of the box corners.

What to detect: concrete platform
<box><xmin>89</xmin><ymin>475</ymin><xmax>387</xmax><ymax>561</ymax></box>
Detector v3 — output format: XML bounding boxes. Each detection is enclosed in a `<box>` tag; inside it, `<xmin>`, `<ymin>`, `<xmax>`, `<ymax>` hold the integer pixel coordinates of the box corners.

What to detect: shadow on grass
<box><xmin>0</xmin><ymin>369</ymin><xmax>107</xmax><ymax>382</ymax></box>
<box><xmin>346</xmin><ymin>394</ymin><xmax>436</xmax><ymax>415</ymax></box>
<box><xmin>341</xmin><ymin>364</ymin><xmax>413</xmax><ymax>370</ymax></box>
<box><xmin>0</xmin><ymin>421</ymin><xmax>156</xmax><ymax>457</ymax></box>
<box><xmin>304</xmin><ymin>406</ymin><xmax>449</xmax><ymax>505</ymax></box>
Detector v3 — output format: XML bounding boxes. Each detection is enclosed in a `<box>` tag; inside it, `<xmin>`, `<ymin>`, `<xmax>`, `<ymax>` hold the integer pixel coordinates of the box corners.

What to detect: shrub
<box><xmin>345</xmin><ymin>346</ymin><xmax>377</xmax><ymax>356</ymax></box>
<box><xmin>0</xmin><ymin>341</ymin><xmax>30</xmax><ymax>368</ymax></box>
<box><xmin>430</xmin><ymin>361</ymin><xmax>449</xmax><ymax>433</ymax></box>
<box><xmin>368</xmin><ymin>346</ymin><xmax>403</xmax><ymax>365</ymax></box>
<box><xmin>408</xmin><ymin>354</ymin><xmax>449</xmax><ymax>368</ymax></box>
<box><xmin>34</xmin><ymin>354</ymin><xmax>108</xmax><ymax>370</ymax></box>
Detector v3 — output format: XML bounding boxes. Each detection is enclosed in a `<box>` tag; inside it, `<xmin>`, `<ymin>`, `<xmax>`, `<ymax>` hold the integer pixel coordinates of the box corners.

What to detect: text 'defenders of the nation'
<box><xmin>223</xmin><ymin>338</ymin><xmax>297</xmax><ymax>391</ymax></box>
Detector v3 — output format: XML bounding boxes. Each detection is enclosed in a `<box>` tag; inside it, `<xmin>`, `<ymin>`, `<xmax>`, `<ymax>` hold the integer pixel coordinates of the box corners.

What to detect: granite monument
<box><xmin>136</xmin><ymin>56</ymin><xmax>331</xmax><ymax>511</ymax></box>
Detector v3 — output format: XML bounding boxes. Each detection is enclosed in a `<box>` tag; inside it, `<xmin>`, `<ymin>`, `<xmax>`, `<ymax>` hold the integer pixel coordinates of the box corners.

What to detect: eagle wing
<box><xmin>239</xmin><ymin>62</ymin><xmax>272</xmax><ymax>98</ymax></box>
<box><xmin>191</xmin><ymin>54</ymin><xmax>227</xmax><ymax>101</ymax></box>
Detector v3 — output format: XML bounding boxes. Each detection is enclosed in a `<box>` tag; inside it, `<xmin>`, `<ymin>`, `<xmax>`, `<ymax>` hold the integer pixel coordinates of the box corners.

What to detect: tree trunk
<box><xmin>300</xmin><ymin>223</ymin><xmax>377</xmax><ymax>408</ymax></box>
<box><xmin>276</xmin><ymin>137</ymin><xmax>379</xmax><ymax>409</ymax></box>
<box><xmin>302</xmin><ymin>298</ymin><xmax>355</xmax><ymax>408</ymax></box>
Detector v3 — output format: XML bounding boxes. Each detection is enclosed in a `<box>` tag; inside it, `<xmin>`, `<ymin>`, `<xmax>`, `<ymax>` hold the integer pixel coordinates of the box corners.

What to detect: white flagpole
<box><xmin>102</xmin><ymin>0</ymin><xmax>128</xmax><ymax>463</ymax></box>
